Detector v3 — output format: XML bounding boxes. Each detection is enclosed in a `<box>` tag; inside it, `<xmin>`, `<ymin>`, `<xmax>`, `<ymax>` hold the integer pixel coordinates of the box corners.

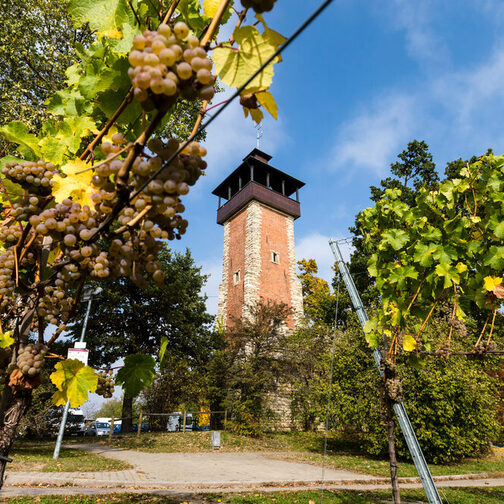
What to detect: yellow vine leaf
<box><xmin>203</xmin><ymin>0</ymin><xmax>220</xmax><ymax>17</ymax></box>
<box><xmin>483</xmin><ymin>276</ymin><xmax>503</xmax><ymax>292</ymax></box>
<box><xmin>256</xmin><ymin>91</ymin><xmax>278</xmax><ymax>119</ymax></box>
<box><xmin>0</xmin><ymin>330</ymin><xmax>14</xmax><ymax>349</ymax></box>
<box><xmin>403</xmin><ymin>334</ymin><xmax>417</xmax><ymax>352</ymax></box>
<box><xmin>52</xmin><ymin>159</ymin><xmax>94</xmax><ymax>208</ymax></box>
<box><xmin>455</xmin><ymin>262</ymin><xmax>468</xmax><ymax>273</ymax></box>
<box><xmin>213</xmin><ymin>25</ymin><xmax>285</xmax><ymax>93</ymax></box>
<box><xmin>50</xmin><ymin>359</ymin><xmax>98</xmax><ymax>408</ymax></box>
<box><xmin>250</xmin><ymin>108</ymin><xmax>264</xmax><ymax>124</ymax></box>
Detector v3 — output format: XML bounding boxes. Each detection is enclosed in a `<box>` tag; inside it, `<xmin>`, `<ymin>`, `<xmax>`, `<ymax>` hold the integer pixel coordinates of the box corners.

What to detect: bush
<box><xmin>328</xmin><ymin>321</ymin><xmax>502</xmax><ymax>464</ymax></box>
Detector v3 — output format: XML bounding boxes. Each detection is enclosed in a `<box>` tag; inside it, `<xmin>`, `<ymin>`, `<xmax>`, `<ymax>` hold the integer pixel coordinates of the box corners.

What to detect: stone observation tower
<box><xmin>213</xmin><ymin>148</ymin><xmax>305</xmax><ymax>328</ymax></box>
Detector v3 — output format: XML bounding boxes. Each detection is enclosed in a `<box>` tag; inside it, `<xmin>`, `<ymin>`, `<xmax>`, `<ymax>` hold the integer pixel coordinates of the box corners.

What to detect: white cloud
<box><xmin>387</xmin><ymin>0</ymin><xmax>449</xmax><ymax>67</ymax></box>
<box><xmin>330</xmin><ymin>94</ymin><xmax>415</xmax><ymax>176</ymax></box>
<box><xmin>295</xmin><ymin>232</ymin><xmax>353</xmax><ymax>283</ymax></box>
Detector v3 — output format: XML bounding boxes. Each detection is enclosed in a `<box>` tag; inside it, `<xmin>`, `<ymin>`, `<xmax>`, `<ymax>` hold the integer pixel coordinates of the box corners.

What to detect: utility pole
<box><xmin>329</xmin><ymin>239</ymin><xmax>442</xmax><ymax>504</ymax></box>
<box><xmin>53</xmin><ymin>287</ymin><xmax>102</xmax><ymax>459</ymax></box>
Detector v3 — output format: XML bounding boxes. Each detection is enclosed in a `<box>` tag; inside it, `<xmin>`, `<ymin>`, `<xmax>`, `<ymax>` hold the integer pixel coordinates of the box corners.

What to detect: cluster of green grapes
<box><xmin>0</xmin><ymin>223</ymin><xmax>22</xmax><ymax>246</ymax></box>
<box><xmin>2</xmin><ymin>161</ymin><xmax>56</xmax><ymax>194</ymax></box>
<box><xmin>128</xmin><ymin>21</ymin><xmax>215</xmax><ymax>109</ymax></box>
<box><xmin>0</xmin><ymin>249</ymin><xmax>15</xmax><ymax>298</ymax></box>
<box><xmin>11</xmin><ymin>194</ymin><xmax>48</xmax><ymax>225</ymax></box>
<box><xmin>16</xmin><ymin>343</ymin><xmax>47</xmax><ymax>376</ymax></box>
<box><xmin>240</xmin><ymin>0</ymin><xmax>277</xmax><ymax>13</ymax></box>
<box><xmin>96</xmin><ymin>370</ymin><xmax>115</xmax><ymax>398</ymax></box>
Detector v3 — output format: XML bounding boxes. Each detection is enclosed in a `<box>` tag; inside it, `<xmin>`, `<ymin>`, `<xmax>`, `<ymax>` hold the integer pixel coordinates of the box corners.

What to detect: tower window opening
<box><xmin>233</xmin><ymin>270</ymin><xmax>241</xmax><ymax>285</ymax></box>
<box><xmin>271</xmin><ymin>251</ymin><xmax>280</xmax><ymax>264</ymax></box>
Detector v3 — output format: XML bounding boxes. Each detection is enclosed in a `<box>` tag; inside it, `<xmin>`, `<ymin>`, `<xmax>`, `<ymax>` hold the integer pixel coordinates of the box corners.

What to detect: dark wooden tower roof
<box><xmin>212</xmin><ymin>149</ymin><xmax>305</xmax><ymax>225</ymax></box>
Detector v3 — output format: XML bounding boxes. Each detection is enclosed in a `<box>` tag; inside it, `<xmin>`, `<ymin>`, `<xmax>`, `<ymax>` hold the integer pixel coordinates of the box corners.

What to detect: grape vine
<box><xmin>0</xmin><ymin>0</ymin><xmax>286</xmax><ymax>426</ymax></box>
<box><xmin>360</xmin><ymin>154</ymin><xmax>504</xmax><ymax>359</ymax></box>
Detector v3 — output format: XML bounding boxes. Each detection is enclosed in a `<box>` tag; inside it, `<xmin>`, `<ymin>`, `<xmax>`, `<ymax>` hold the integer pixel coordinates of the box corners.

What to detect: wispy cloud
<box><xmin>329</xmin><ymin>94</ymin><xmax>415</xmax><ymax>177</ymax></box>
<box><xmin>387</xmin><ymin>0</ymin><xmax>449</xmax><ymax>68</ymax></box>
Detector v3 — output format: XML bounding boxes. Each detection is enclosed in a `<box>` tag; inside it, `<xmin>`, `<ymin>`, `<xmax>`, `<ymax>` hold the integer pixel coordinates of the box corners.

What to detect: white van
<box><xmin>167</xmin><ymin>412</ymin><xmax>193</xmax><ymax>432</ymax></box>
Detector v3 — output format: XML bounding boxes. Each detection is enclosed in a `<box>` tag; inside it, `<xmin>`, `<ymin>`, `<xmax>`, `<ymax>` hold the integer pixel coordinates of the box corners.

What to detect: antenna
<box><xmin>255</xmin><ymin>121</ymin><xmax>263</xmax><ymax>149</ymax></box>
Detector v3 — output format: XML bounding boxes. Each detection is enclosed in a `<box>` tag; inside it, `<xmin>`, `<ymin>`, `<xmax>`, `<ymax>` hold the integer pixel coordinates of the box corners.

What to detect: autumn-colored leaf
<box><xmin>483</xmin><ymin>276</ymin><xmax>503</xmax><ymax>292</ymax></box>
<box><xmin>256</xmin><ymin>91</ymin><xmax>278</xmax><ymax>119</ymax></box>
<box><xmin>0</xmin><ymin>330</ymin><xmax>14</xmax><ymax>349</ymax></box>
<box><xmin>50</xmin><ymin>359</ymin><xmax>98</xmax><ymax>408</ymax></box>
<box><xmin>52</xmin><ymin>159</ymin><xmax>95</xmax><ymax>208</ymax></box>
<box><xmin>403</xmin><ymin>333</ymin><xmax>417</xmax><ymax>352</ymax></box>
<box><xmin>203</xmin><ymin>0</ymin><xmax>220</xmax><ymax>17</ymax></box>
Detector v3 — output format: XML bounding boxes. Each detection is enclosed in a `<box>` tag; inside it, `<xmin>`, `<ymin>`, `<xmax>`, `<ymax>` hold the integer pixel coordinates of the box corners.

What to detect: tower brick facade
<box><xmin>213</xmin><ymin>149</ymin><xmax>304</xmax><ymax>328</ymax></box>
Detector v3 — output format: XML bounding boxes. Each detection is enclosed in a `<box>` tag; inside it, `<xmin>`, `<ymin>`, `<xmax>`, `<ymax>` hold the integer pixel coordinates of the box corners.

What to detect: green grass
<box><xmin>6</xmin><ymin>488</ymin><xmax>504</xmax><ymax>504</ymax></box>
<box><xmin>102</xmin><ymin>430</ymin><xmax>504</xmax><ymax>478</ymax></box>
<box><xmin>9</xmin><ymin>441</ymin><xmax>132</xmax><ymax>472</ymax></box>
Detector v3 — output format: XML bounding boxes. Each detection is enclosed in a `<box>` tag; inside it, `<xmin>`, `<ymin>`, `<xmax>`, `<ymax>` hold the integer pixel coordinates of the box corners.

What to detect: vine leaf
<box><xmin>69</xmin><ymin>0</ymin><xmax>128</xmax><ymax>39</ymax></box>
<box><xmin>483</xmin><ymin>276</ymin><xmax>503</xmax><ymax>292</ymax></box>
<box><xmin>380</xmin><ymin>229</ymin><xmax>409</xmax><ymax>251</ymax></box>
<box><xmin>52</xmin><ymin>159</ymin><xmax>95</xmax><ymax>208</ymax></box>
<box><xmin>203</xmin><ymin>0</ymin><xmax>220</xmax><ymax>17</ymax></box>
<box><xmin>403</xmin><ymin>334</ymin><xmax>417</xmax><ymax>352</ymax></box>
<box><xmin>159</xmin><ymin>336</ymin><xmax>168</xmax><ymax>365</ymax></box>
<box><xmin>435</xmin><ymin>263</ymin><xmax>459</xmax><ymax>288</ymax></box>
<box><xmin>213</xmin><ymin>25</ymin><xmax>285</xmax><ymax>93</ymax></box>
<box><xmin>0</xmin><ymin>122</ymin><xmax>42</xmax><ymax>157</ymax></box>
<box><xmin>256</xmin><ymin>91</ymin><xmax>278</xmax><ymax>119</ymax></box>
<box><xmin>243</xmin><ymin>106</ymin><xmax>264</xmax><ymax>124</ymax></box>
<box><xmin>0</xmin><ymin>331</ymin><xmax>14</xmax><ymax>349</ymax></box>
<box><xmin>115</xmin><ymin>353</ymin><xmax>156</xmax><ymax>397</ymax></box>
<box><xmin>50</xmin><ymin>359</ymin><xmax>98</xmax><ymax>408</ymax></box>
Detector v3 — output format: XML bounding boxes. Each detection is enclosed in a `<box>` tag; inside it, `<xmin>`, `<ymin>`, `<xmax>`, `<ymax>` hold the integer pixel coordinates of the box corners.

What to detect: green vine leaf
<box><xmin>69</xmin><ymin>0</ymin><xmax>129</xmax><ymax>39</ymax></box>
<box><xmin>116</xmin><ymin>353</ymin><xmax>156</xmax><ymax>397</ymax></box>
<box><xmin>213</xmin><ymin>24</ymin><xmax>285</xmax><ymax>93</ymax></box>
<box><xmin>0</xmin><ymin>122</ymin><xmax>42</xmax><ymax>157</ymax></box>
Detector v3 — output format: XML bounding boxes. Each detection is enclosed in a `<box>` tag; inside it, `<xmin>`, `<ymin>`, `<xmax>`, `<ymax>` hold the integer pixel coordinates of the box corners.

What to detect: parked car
<box><xmin>131</xmin><ymin>422</ymin><xmax>151</xmax><ymax>433</ymax></box>
<box><xmin>84</xmin><ymin>422</ymin><xmax>110</xmax><ymax>436</ymax></box>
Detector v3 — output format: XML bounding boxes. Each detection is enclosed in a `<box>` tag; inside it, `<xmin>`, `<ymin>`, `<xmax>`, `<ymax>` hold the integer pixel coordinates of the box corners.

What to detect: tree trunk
<box><xmin>0</xmin><ymin>387</ymin><xmax>32</xmax><ymax>488</ymax></box>
<box><xmin>121</xmin><ymin>393</ymin><xmax>133</xmax><ymax>433</ymax></box>
<box><xmin>386</xmin><ymin>396</ymin><xmax>401</xmax><ymax>504</ymax></box>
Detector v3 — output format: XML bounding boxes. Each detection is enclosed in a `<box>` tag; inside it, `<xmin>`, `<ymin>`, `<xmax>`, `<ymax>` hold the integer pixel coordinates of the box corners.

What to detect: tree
<box><xmin>221</xmin><ymin>300</ymin><xmax>292</xmax><ymax>435</ymax></box>
<box><xmin>68</xmin><ymin>246</ymin><xmax>214</xmax><ymax>432</ymax></box>
<box><xmin>0</xmin><ymin>0</ymin><xmax>93</xmax><ymax>154</ymax></box>
<box><xmin>0</xmin><ymin>0</ymin><xmax>287</xmax><ymax>485</ymax></box>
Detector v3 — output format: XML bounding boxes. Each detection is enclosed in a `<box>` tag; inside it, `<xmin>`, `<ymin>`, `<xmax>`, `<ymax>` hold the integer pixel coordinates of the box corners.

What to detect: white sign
<box><xmin>67</xmin><ymin>348</ymin><xmax>89</xmax><ymax>366</ymax></box>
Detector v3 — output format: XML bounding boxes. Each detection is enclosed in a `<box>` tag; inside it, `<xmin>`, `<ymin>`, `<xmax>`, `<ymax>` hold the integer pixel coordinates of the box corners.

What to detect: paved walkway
<box><xmin>3</xmin><ymin>443</ymin><xmax>504</xmax><ymax>498</ymax></box>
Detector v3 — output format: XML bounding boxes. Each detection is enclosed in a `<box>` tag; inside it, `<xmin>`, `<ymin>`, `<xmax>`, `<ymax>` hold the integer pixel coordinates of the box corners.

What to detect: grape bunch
<box><xmin>0</xmin><ymin>248</ymin><xmax>15</xmax><ymax>298</ymax></box>
<box><xmin>96</xmin><ymin>370</ymin><xmax>115</xmax><ymax>398</ymax></box>
<box><xmin>16</xmin><ymin>343</ymin><xmax>47</xmax><ymax>377</ymax></box>
<box><xmin>473</xmin><ymin>341</ymin><xmax>498</xmax><ymax>354</ymax></box>
<box><xmin>240</xmin><ymin>0</ymin><xmax>277</xmax><ymax>13</ymax></box>
<box><xmin>435</xmin><ymin>341</ymin><xmax>451</xmax><ymax>358</ymax></box>
<box><xmin>2</xmin><ymin>161</ymin><xmax>56</xmax><ymax>194</ymax></box>
<box><xmin>448</xmin><ymin>317</ymin><xmax>467</xmax><ymax>337</ymax></box>
<box><xmin>385</xmin><ymin>378</ymin><xmax>403</xmax><ymax>402</ymax></box>
<box><xmin>128</xmin><ymin>21</ymin><xmax>215</xmax><ymax>109</ymax></box>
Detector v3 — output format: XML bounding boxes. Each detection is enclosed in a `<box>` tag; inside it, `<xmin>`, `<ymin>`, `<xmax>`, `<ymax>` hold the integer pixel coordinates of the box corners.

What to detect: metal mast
<box><xmin>329</xmin><ymin>239</ymin><xmax>442</xmax><ymax>504</ymax></box>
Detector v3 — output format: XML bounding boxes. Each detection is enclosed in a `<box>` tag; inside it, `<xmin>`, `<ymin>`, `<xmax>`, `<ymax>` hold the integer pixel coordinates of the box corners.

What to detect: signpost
<box><xmin>52</xmin><ymin>287</ymin><xmax>102</xmax><ymax>459</ymax></box>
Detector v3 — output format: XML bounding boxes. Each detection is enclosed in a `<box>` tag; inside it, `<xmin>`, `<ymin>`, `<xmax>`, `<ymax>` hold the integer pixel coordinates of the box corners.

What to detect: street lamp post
<box><xmin>52</xmin><ymin>287</ymin><xmax>102</xmax><ymax>459</ymax></box>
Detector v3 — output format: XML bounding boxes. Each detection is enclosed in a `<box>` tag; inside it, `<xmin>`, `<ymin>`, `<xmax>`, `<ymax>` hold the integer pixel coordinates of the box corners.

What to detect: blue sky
<box><xmin>165</xmin><ymin>0</ymin><xmax>504</xmax><ymax>315</ymax></box>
